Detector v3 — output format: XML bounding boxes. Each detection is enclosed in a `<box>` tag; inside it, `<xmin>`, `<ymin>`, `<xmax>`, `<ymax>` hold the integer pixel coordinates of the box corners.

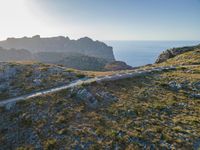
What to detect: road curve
<box><xmin>0</xmin><ymin>65</ymin><xmax>195</xmax><ymax>107</ymax></box>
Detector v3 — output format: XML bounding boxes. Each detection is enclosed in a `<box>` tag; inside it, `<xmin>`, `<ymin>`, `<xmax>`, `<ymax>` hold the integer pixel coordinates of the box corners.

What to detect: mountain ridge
<box><xmin>0</xmin><ymin>35</ymin><xmax>115</xmax><ymax>62</ymax></box>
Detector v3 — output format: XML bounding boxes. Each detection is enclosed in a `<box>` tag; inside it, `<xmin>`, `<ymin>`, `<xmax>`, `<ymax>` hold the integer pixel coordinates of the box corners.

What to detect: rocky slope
<box><xmin>0</xmin><ymin>35</ymin><xmax>115</xmax><ymax>62</ymax></box>
<box><xmin>0</xmin><ymin>62</ymin><xmax>87</xmax><ymax>100</ymax></box>
<box><xmin>155</xmin><ymin>48</ymin><xmax>200</xmax><ymax>67</ymax></box>
<box><xmin>0</xmin><ymin>45</ymin><xmax>200</xmax><ymax>149</ymax></box>
<box><xmin>156</xmin><ymin>44</ymin><xmax>200</xmax><ymax>63</ymax></box>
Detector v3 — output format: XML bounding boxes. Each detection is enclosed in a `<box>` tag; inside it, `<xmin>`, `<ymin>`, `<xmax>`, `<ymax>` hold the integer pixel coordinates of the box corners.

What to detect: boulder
<box><xmin>96</xmin><ymin>91</ymin><xmax>118</xmax><ymax>104</ymax></box>
<box><xmin>72</xmin><ymin>88</ymin><xmax>98</xmax><ymax>108</ymax></box>
<box><xmin>194</xmin><ymin>138</ymin><xmax>200</xmax><ymax>150</ymax></box>
<box><xmin>190</xmin><ymin>93</ymin><xmax>200</xmax><ymax>99</ymax></box>
<box><xmin>192</xmin><ymin>81</ymin><xmax>200</xmax><ymax>91</ymax></box>
<box><xmin>5</xmin><ymin>102</ymin><xmax>16</xmax><ymax>110</ymax></box>
<box><xmin>71</xmin><ymin>87</ymin><xmax>118</xmax><ymax>108</ymax></box>
<box><xmin>168</xmin><ymin>81</ymin><xmax>182</xmax><ymax>91</ymax></box>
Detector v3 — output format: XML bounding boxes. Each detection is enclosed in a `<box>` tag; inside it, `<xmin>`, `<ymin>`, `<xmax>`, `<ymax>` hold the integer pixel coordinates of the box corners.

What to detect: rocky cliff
<box><xmin>0</xmin><ymin>35</ymin><xmax>115</xmax><ymax>62</ymax></box>
<box><xmin>156</xmin><ymin>44</ymin><xmax>200</xmax><ymax>63</ymax></box>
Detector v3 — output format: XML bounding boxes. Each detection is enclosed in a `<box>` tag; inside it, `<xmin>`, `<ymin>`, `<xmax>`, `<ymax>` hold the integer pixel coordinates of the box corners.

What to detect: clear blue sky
<box><xmin>1</xmin><ymin>0</ymin><xmax>200</xmax><ymax>40</ymax></box>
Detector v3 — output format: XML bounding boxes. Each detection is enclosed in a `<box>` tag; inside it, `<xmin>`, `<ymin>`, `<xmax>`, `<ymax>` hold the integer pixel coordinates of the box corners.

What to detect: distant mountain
<box><xmin>0</xmin><ymin>35</ymin><xmax>115</xmax><ymax>62</ymax></box>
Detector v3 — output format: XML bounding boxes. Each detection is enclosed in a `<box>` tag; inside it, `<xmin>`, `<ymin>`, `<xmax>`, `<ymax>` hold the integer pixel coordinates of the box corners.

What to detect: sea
<box><xmin>105</xmin><ymin>41</ymin><xmax>200</xmax><ymax>67</ymax></box>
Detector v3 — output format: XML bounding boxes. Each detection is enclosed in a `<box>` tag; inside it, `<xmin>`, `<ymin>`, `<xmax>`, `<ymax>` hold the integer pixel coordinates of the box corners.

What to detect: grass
<box><xmin>0</xmin><ymin>62</ymin><xmax>88</xmax><ymax>100</ymax></box>
<box><xmin>156</xmin><ymin>48</ymin><xmax>200</xmax><ymax>67</ymax></box>
<box><xmin>43</xmin><ymin>139</ymin><xmax>58</xmax><ymax>150</ymax></box>
<box><xmin>1</xmin><ymin>65</ymin><xmax>199</xmax><ymax>149</ymax></box>
<box><xmin>0</xmin><ymin>50</ymin><xmax>200</xmax><ymax>149</ymax></box>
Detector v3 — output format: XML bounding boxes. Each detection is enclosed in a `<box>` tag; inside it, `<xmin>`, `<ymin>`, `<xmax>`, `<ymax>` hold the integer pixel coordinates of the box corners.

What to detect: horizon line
<box><xmin>0</xmin><ymin>35</ymin><xmax>200</xmax><ymax>42</ymax></box>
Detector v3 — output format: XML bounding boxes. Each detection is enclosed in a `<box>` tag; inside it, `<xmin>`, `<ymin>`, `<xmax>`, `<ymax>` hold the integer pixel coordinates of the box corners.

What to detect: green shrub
<box><xmin>20</xmin><ymin>117</ymin><xmax>33</xmax><ymax>128</ymax></box>
<box><xmin>16</xmin><ymin>145</ymin><xmax>34</xmax><ymax>150</ymax></box>
<box><xmin>76</xmin><ymin>74</ymin><xmax>86</xmax><ymax>78</ymax></box>
<box><xmin>43</xmin><ymin>139</ymin><xmax>57</xmax><ymax>150</ymax></box>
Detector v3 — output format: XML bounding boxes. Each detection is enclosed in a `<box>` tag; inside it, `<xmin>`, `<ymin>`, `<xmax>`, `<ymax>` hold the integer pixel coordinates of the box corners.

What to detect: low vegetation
<box><xmin>156</xmin><ymin>48</ymin><xmax>200</xmax><ymax>66</ymax></box>
<box><xmin>0</xmin><ymin>45</ymin><xmax>200</xmax><ymax>149</ymax></box>
<box><xmin>0</xmin><ymin>61</ymin><xmax>87</xmax><ymax>100</ymax></box>
<box><xmin>0</xmin><ymin>64</ymin><xmax>199</xmax><ymax>149</ymax></box>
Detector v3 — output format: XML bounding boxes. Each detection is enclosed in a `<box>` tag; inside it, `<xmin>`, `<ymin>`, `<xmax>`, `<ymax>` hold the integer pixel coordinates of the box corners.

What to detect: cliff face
<box><xmin>156</xmin><ymin>44</ymin><xmax>200</xmax><ymax>63</ymax></box>
<box><xmin>0</xmin><ymin>36</ymin><xmax>115</xmax><ymax>62</ymax></box>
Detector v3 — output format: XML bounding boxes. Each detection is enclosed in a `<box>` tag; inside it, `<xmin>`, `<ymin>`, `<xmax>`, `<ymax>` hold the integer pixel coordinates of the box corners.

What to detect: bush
<box><xmin>56</xmin><ymin>115</ymin><xmax>66</xmax><ymax>124</ymax></box>
<box><xmin>16</xmin><ymin>146</ymin><xmax>34</xmax><ymax>150</ymax></box>
<box><xmin>76</xmin><ymin>74</ymin><xmax>86</xmax><ymax>79</ymax></box>
<box><xmin>43</xmin><ymin>139</ymin><xmax>57</xmax><ymax>150</ymax></box>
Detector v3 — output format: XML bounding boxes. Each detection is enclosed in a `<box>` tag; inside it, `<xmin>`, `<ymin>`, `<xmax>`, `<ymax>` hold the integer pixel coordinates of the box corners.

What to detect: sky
<box><xmin>0</xmin><ymin>0</ymin><xmax>200</xmax><ymax>41</ymax></box>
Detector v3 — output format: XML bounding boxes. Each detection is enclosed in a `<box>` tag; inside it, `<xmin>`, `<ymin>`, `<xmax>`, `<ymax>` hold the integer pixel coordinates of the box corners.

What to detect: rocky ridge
<box><xmin>156</xmin><ymin>44</ymin><xmax>200</xmax><ymax>63</ymax></box>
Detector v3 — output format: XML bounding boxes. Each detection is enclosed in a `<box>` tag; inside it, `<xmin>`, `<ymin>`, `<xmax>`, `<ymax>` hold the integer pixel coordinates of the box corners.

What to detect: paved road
<box><xmin>0</xmin><ymin>65</ymin><xmax>194</xmax><ymax>106</ymax></box>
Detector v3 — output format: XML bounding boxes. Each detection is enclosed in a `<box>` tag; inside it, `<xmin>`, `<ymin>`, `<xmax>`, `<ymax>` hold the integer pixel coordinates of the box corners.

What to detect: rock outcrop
<box><xmin>70</xmin><ymin>87</ymin><xmax>118</xmax><ymax>109</ymax></box>
<box><xmin>156</xmin><ymin>44</ymin><xmax>200</xmax><ymax>63</ymax></box>
<box><xmin>0</xmin><ymin>36</ymin><xmax>115</xmax><ymax>62</ymax></box>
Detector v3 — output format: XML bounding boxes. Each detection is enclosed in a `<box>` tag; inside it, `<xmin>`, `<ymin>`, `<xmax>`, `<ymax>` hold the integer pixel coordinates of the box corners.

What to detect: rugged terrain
<box><xmin>0</xmin><ymin>61</ymin><xmax>87</xmax><ymax>100</ymax></box>
<box><xmin>0</xmin><ymin>36</ymin><xmax>133</xmax><ymax>71</ymax></box>
<box><xmin>156</xmin><ymin>44</ymin><xmax>200</xmax><ymax>63</ymax></box>
<box><xmin>0</xmin><ymin>44</ymin><xmax>200</xmax><ymax>149</ymax></box>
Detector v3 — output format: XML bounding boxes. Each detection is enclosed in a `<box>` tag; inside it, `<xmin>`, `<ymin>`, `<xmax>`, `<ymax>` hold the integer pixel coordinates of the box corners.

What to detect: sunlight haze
<box><xmin>0</xmin><ymin>0</ymin><xmax>200</xmax><ymax>40</ymax></box>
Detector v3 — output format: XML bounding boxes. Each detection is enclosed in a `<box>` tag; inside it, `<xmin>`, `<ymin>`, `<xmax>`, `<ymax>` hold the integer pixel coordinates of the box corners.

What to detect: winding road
<box><xmin>0</xmin><ymin>65</ymin><xmax>193</xmax><ymax>107</ymax></box>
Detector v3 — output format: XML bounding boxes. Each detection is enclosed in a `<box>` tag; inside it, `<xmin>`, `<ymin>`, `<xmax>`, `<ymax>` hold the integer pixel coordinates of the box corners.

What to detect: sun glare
<box><xmin>0</xmin><ymin>0</ymin><xmax>58</xmax><ymax>40</ymax></box>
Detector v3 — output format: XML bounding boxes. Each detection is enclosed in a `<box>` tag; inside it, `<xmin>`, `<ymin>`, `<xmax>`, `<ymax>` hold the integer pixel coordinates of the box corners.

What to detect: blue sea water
<box><xmin>105</xmin><ymin>41</ymin><xmax>200</xmax><ymax>67</ymax></box>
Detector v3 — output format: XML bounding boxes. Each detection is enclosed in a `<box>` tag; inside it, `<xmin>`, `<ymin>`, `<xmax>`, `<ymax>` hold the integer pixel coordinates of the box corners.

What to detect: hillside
<box><xmin>0</xmin><ymin>45</ymin><xmax>200</xmax><ymax>149</ymax></box>
<box><xmin>0</xmin><ymin>62</ymin><xmax>88</xmax><ymax>100</ymax></box>
<box><xmin>0</xmin><ymin>49</ymin><xmax>110</xmax><ymax>71</ymax></box>
<box><xmin>34</xmin><ymin>52</ymin><xmax>108</xmax><ymax>71</ymax></box>
<box><xmin>156</xmin><ymin>44</ymin><xmax>200</xmax><ymax>64</ymax></box>
<box><xmin>157</xmin><ymin>49</ymin><xmax>200</xmax><ymax>66</ymax></box>
<box><xmin>0</xmin><ymin>47</ymin><xmax>33</xmax><ymax>61</ymax></box>
<box><xmin>0</xmin><ymin>48</ymin><xmax>130</xmax><ymax>71</ymax></box>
